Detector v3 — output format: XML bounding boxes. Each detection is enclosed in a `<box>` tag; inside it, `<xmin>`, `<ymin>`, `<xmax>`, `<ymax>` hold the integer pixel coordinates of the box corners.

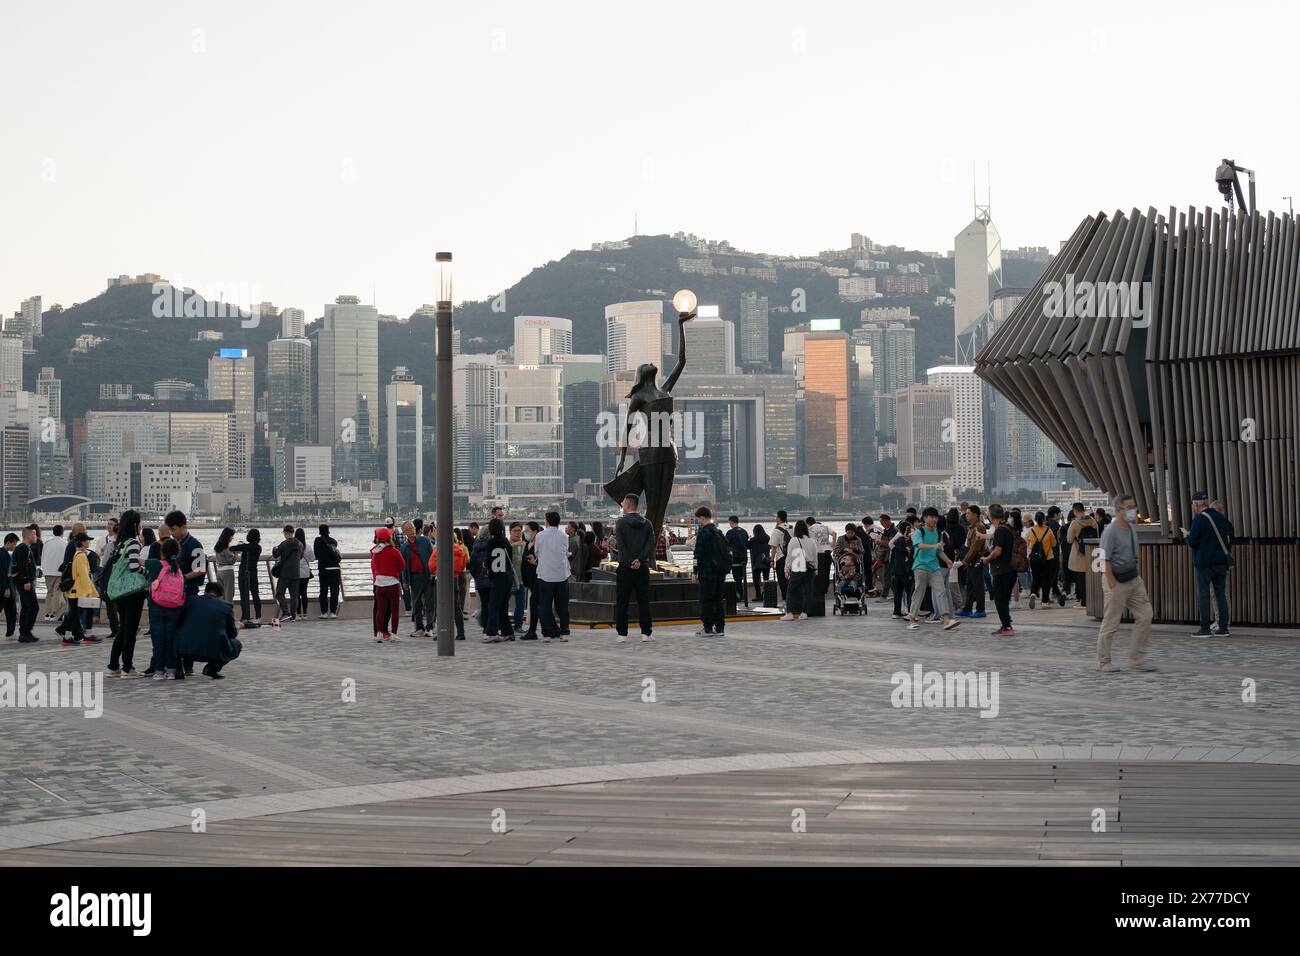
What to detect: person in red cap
<box><xmin>370</xmin><ymin>526</ymin><xmax>406</xmax><ymax>643</ymax></box>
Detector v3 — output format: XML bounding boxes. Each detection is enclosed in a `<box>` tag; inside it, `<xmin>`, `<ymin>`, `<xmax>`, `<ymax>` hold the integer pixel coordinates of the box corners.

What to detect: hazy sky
<box><xmin>3</xmin><ymin>0</ymin><xmax>1296</xmax><ymax>318</ymax></box>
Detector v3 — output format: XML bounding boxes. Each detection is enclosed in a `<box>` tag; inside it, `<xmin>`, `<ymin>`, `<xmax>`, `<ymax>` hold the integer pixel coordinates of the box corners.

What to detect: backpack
<box><xmin>709</xmin><ymin>527</ymin><xmax>731</xmax><ymax>576</ymax></box>
<box><xmin>151</xmin><ymin>562</ymin><xmax>186</xmax><ymax>608</ymax></box>
<box><xmin>1011</xmin><ymin>533</ymin><xmax>1028</xmax><ymax>573</ymax></box>
<box><xmin>106</xmin><ymin>548</ymin><xmax>148</xmax><ymax>601</ymax></box>
<box><xmin>1029</xmin><ymin>527</ymin><xmax>1046</xmax><ymax>563</ymax></box>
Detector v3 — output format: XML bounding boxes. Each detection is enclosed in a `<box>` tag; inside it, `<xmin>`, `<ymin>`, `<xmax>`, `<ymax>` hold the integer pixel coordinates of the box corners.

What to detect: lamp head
<box><xmin>672</xmin><ymin>288</ymin><xmax>698</xmax><ymax>319</ymax></box>
<box><xmin>1215</xmin><ymin>160</ymin><xmax>1237</xmax><ymax>201</ymax></box>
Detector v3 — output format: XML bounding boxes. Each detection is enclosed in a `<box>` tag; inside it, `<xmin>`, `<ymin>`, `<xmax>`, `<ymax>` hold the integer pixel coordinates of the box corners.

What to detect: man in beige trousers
<box><xmin>1096</xmin><ymin>494</ymin><xmax>1156</xmax><ymax>673</ymax></box>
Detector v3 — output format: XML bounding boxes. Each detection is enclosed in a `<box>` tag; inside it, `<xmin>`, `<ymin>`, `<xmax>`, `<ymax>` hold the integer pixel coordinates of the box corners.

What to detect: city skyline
<box><xmin>4</xmin><ymin>0</ymin><xmax>1296</xmax><ymax>317</ymax></box>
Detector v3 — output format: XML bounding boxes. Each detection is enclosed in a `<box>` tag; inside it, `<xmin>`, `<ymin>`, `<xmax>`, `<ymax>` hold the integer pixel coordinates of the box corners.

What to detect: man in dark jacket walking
<box><xmin>692</xmin><ymin>506</ymin><xmax>729</xmax><ymax>637</ymax></box>
<box><xmin>1185</xmin><ymin>491</ymin><xmax>1233</xmax><ymax>637</ymax></box>
<box><xmin>10</xmin><ymin>526</ymin><xmax>40</xmax><ymax>642</ymax></box>
<box><xmin>613</xmin><ymin>494</ymin><xmax>656</xmax><ymax>643</ymax></box>
<box><xmin>724</xmin><ymin>516</ymin><xmax>750</xmax><ymax>608</ymax></box>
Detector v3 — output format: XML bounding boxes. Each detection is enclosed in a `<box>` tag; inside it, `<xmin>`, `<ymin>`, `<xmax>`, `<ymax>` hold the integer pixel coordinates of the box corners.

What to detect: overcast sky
<box><xmin>3</xmin><ymin>0</ymin><xmax>1295</xmax><ymax>318</ymax></box>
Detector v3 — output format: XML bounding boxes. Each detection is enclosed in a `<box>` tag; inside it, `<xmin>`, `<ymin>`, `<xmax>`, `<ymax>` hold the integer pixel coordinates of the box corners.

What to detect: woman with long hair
<box><xmin>748</xmin><ymin>524</ymin><xmax>771</xmax><ymax>603</ymax></box>
<box><xmin>230</xmin><ymin>528</ymin><xmax>262</xmax><ymax>626</ymax></box>
<box><xmin>295</xmin><ymin>527</ymin><xmax>312</xmax><ymax>617</ymax></box>
<box><xmin>106</xmin><ymin>509</ymin><xmax>147</xmax><ymax>677</ymax></box>
<box><xmin>482</xmin><ymin>517</ymin><xmax>516</xmax><ymax>643</ymax></box>
<box><xmin>212</xmin><ymin>526</ymin><xmax>237</xmax><ymax>606</ymax></box>
<box><xmin>781</xmin><ymin>520</ymin><xmax>817</xmax><ymax>620</ymax></box>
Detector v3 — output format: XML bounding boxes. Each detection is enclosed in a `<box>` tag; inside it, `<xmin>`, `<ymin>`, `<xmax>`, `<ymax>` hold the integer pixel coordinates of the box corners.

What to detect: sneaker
<box><xmin>1072</xmin><ymin>602</ymin><xmax>1085</xmax><ymax>609</ymax></box>
<box><xmin>555</xmin><ymin>634</ymin><xmax>569</xmax><ymax>642</ymax></box>
<box><xmin>151</xmin><ymin>671</ymin><xmax>167</xmax><ymax>681</ymax></box>
<box><xmin>201</xmin><ymin>666</ymin><xmax>225</xmax><ymax>680</ymax></box>
<box><xmin>1057</xmin><ymin>593</ymin><xmax>1067</xmax><ymax>607</ymax></box>
<box><xmin>798</xmin><ymin>613</ymin><xmax>808</xmax><ymax>621</ymax></box>
<box><xmin>1191</xmin><ymin>630</ymin><xmax>1212</xmax><ymax>637</ymax></box>
<box><xmin>779</xmin><ymin>613</ymin><xmax>794</xmax><ymax>621</ymax></box>
<box><xmin>384</xmin><ymin>635</ymin><xmax>399</xmax><ymax>643</ymax></box>
<box><xmin>616</xmin><ymin>634</ymin><xmax>627</xmax><ymax>643</ymax></box>
<box><xmin>943</xmin><ymin>619</ymin><xmax>961</xmax><ymax>631</ymax></box>
<box><xmin>1097</xmin><ymin>662</ymin><xmax>1120</xmax><ymax>672</ymax></box>
<box><xmin>105</xmin><ymin>666</ymin><xmax>120</xmax><ymax>675</ymax></box>
<box><xmin>120</xmin><ymin>668</ymin><xmax>136</xmax><ymax>678</ymax></box>
<box><xmin>925</xmin><ymin>617</ymin><xmax>944</xmax><ymax>624</ymax></box>
<box><xmin>541</xmin><ymin>635</ymin><xmax>552</xmax><ymax>643</ymax></box>
<box><xmin>641</xmin><ymin>633</ymin><xmax>653</xmax><ymax>642</ymax></box>
<box><xmin>18</xmin><ymin>633</ymin><xmax>38</xmax><ymax>643</ymax></box>
<box><xmin>907</xmin><ymin>622</ymin><xmax>920</xmax><ymax>630</ymax></box>
<box><xmin>520</xmin><ymin>632</ymin><xmax>538</xmax><ymax>641</ymax></box>
<box><xmin>954</xmin><ymin>610</ymin><xmax>972</xmax><ymax>618</ymax></box>
<box><xmin>1009</xmin><ymin>601</ymin><xmax>1022</xmax><ymax>610</ymax></box>
<box><xmin>142</xmin><ymin>669</ymin><xmax>156</xmax><ymax>677</ymax></box>
<box><xmin>993</xmin><ymin>627</ymin><xmax>1015</xmax><ymax>637</ymax></box>
<box><xmin>1028</xmin><ymin>594</ymin><xmax>1037</xmax><ymax>609</ymax></box>
<box><xmin>1129</xmin><ymin>661</ymin><xmax>1157</xmax><ymax>672</ymax></box>
<box><xmin>695</xmin><ymin>628</ymin><xmax>713</xmax><ymax>636</ymax></box>
<box><xmin>970</xmin><ymin>611</ymin><xmax>987</xmax><ymax>619</ymax></box>
<box><xmin>83</xmin><ymin>636</ymin><xmax>103</xmax><ymax>644</ymax></box>
<box><xmin>374</xmin><ymin>632</ymin><xmax>384</xmax><ymax>643</ymax></box>
<box><xmin>61</xmin><ymin>638</ymin><xmax>82</xmax><ymax>647</ymax></box>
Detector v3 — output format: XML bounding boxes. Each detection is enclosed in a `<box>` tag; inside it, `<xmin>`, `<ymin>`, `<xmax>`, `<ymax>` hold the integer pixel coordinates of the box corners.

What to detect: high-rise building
<box><xmin>453</xmin><ymin>354</ymin><xmax>497</xmax><ymax>493</ymax></box>
<box><xmin>926</xmin><ymin>365</ymin><xmax>984</xmax><ymax>492</ymax></box>
<box><xmin>495</xmin><ymin>363</ymin><xmax>563</xmax><ymax>507</ymax></box>
<box><xmin>781</xmin><ymin>324</ymin><xmax>807</xmax><ymax>376</ymax></box>
<box><xmin>206</xmin><ymin>349</ymin><xmax>255</xmax><ymax>480</ymax></box>
<box><xmin>739</xmin><ymin>292</ymin><xmax>770</xmax><ymax>370</ymax></box>
<box><xmin>267</xmin><ymin>337</ymin><xmax>313</xmax><ymax>444</ymax></box>
<box><xmin>850</xmin><ymin>342</ymin><xmax>877</xmax><ymax>492</ymax></box>
<box><xmin>854</xmin><ymin>322</ymin><xmax>915</xmax><ymax>396</ymax></box>
<box><xmin>104</xmin><ymin>455</ymin><xmax>199</xmax><ymax>513</ymax></box>
<box><xmin>154</xmin><ymin>380</ymin><xmax>197</xmax><ymax>401</ymax></box>
<box><xmin>675</xmin><ymin>373</ymin><xmax>799</xmax><ymax>494</ymax></box>
<box><xmin>683</xmin><ymin>311</ymin><xmax>736</xmax><ymax>375</ymax></box>
<box><xmin>543</xmin><ymin>354</ymin><xmax>605</xmax><ymax>495</ymax></box>
<box><xmin>385</xmin><ymin>366</ymin><xmax>423</xmax><ymax>505</ymax></box>
<box><xmin>8</xmin><ymin>296</ymin><xmax>41</xmax><ymax>346</ymax></box>
<box><xmin>513</xmin><ymin>316</ymin><xmax>572</xmax><ymax>366</ymax></box>
<box><xmin>280</xmin><ymin>307</ymin><xmax>306</xmax><ymax>339</ymax></box>
<box><xmin>286</xmin><ymin>444</ymin><xmax>333</xmax><ymax>492</ymax></box>
<box><xmin>605</xmin><ymin>300</ymin><xmax>663</xmax><ymax>373</ymax></box>
<box><xmin>100</xmin><ymin>383</ymin><xmax>135</xmax><ymax>401</ymax></box>
<box><xmin>896</xmin><ymin>384</ymin><xmax>954</xmax><ymax>485</ymax></box>
<box><xmin>0</xmin><ymin>336</ymin><xmax>23</xmax><ymax>394</ymax></box>
<box><xmin>802</xmin><ymin>332</ymin><xmax>855</xmax><ymax>489</ymax></box>
<box><xmin>83</xmin><ymin>400</ymin><xmax>234</xmax><ymax>502</ymax></box>
<box><xmin>36</xmin><ymin>367</ymin><xmax>60</xmax><ymax>422</ymax></box>
<box><xmin>317</xmin><ymin>295</ymin><xmax>379</xmax><ymax>474</ymax></box>
<box><xmin>954</xmin><ymin>206</ymin><xmax>1003</xmax><ymax>363</ymax></box>
<box><xmin>0</xmin><ymin>425</ymin><xmax>31</xmax><ymax>509</ymax></box>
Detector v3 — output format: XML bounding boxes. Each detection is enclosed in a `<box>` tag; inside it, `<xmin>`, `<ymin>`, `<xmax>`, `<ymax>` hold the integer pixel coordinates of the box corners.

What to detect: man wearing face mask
<box><xmin>1096</xmin><ymin>494</ymin><xmax>1156</xmax><ymax>673</ymax></box>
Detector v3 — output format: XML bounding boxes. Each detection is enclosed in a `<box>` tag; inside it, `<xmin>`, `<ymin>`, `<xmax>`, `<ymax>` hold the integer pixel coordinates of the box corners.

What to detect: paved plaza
<box><xmin>2</xmin><ymin>603</ymin><xmax>1299</xmax><ymax>864</ymax></box>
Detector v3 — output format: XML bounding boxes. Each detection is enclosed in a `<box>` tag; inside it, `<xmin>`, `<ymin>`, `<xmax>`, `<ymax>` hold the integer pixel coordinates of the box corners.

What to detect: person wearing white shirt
<box><xmin>534</xmin><ymin>511</ymin><xmax>572</xmax><ymax>642</ymax></box>
<box><xmin>40</xmin><ymin>524</ymin><xmax>68</xmax><ymax>621</ymax></box>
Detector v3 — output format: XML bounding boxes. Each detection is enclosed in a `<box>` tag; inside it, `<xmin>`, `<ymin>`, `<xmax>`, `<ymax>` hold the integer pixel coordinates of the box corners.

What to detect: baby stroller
<box><xmin>833</xmin><ymin>551</ymin><xmax>866</xmax><ymax>615</ymax></box>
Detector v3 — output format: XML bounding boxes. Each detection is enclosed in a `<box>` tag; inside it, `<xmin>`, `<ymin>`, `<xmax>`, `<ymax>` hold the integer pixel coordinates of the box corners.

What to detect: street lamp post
<box><xmin>435</xmin><ymin>252</ymin><xmax>455</xmax><ymax>657</ymax></box>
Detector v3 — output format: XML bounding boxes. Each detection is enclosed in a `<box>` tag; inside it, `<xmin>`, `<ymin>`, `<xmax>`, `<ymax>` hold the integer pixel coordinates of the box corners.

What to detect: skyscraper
<box><xmin>802</xmin><ymin>332</ymin><xmax>855</xmax><ymax>488</ymax></box>
<box><xmin>280</xmin><ymin>307</ymin><xmax>306</xmax><ymax>339</ymax></box>
<box><xmin>267</xmin><ymin>337</ymin><xmax>313</xmax><ymax>444</ymax></box>
<box><xmin>953</xmin><ymin>206</ymin><xmax>1003</xmax><ymax>363</ymax></box>
<box><xmin>207</xmin><ymin>349</ymin><xmax>255</xmax><ymax>479</ymax></box>
<box><xmin>385</xmin><ymin>366</ymin><xmax>423</xmax><ymax>505</ymax></box>
<box><xmin>926</xmin><ymin>365</ymin><xmax>984</xmax><ymax>492</ymax></box>
<box><xmin>605</xmin><ymin>300</ymin><xmax>663</xmax><ymax>373</ymax></box>
<box><xmin>0</xmin><ymin>336</ymin><xmax>23</xmax><ymax>394</ymax></box>
<box><xmin>850</xmin><ymin>342</ymin><xmax>877</xmax><ymax>492</ymax></box>
<box><xmin>495</xmin><ymin>363</ymin><xmax>563</xmax><ymax>507</ymax></box>
<box><xmin>513</xmin><ymin>316</ymin><xmax>573</xmax><ymax>365</ymax></box>
<box><xmin>739</xmin><ymin>291</ymin><xmax>770</xmax><ymax>370</ymax></box>
<box><xmin>317</xmin><ymin>295</ymin><xmax>379</xmax><ymax>476</ymax></box>
<box><xmin>545</xmin><ymin>354</ymin><xmax>605</xmax><ymax>495</ymax></box>
<box><xmin>896</xmin><ymin>384</ymin><xmax>955</xmax><ymax>485</ymax></box>
<box><xmin>36</xmin><ymin>367</ymin><xmax>60</xmax><ymax>421</ymax></box>
<box><xmin>683</xmin><ymin>310</ymin><xmax>736</xmax><ymax>375</ymax></box>
<box><xmin>453</xmin><ymin>354</ymin><xmax>497</xmax><ymax>493</ymax></box>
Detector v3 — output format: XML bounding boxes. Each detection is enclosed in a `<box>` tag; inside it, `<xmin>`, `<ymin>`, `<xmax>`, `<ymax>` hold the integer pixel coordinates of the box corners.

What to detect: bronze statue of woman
<box><xmin>605</xmin><ymin>301</ymin><xmax>693</xmax><ymax>564</ymax></box>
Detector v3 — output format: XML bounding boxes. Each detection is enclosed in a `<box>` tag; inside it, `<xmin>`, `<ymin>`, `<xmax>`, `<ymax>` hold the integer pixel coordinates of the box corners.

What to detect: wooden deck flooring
<box><xmin>5</xmin><ymin>760</ymin><xmax>1298</xmax><ymax>866</ymax></box>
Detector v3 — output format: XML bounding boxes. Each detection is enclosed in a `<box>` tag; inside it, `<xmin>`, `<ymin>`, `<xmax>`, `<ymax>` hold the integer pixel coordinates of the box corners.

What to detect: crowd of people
<box><xmin>6</xmin><ymin>489</ymin><xmax>1235</xmax><ymax>676</ymax></box>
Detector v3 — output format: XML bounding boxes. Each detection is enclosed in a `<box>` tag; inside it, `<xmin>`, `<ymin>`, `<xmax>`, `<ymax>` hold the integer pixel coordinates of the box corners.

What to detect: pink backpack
<box><xmin>152</xmin><ymin>564</ymin><xmax>186</xmax><ymax>608</ymax></box>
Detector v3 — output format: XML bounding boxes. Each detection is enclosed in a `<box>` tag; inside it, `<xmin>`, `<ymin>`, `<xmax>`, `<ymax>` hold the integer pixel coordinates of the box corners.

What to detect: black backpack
<box><xmin>708</xmin><ymin>527</ymin><xmax>731</xmax><ymax>575</ymax></box>
<box><xmin>1029</xmin><ymin>528</ymin><xmax>1046</xmax><ymax>563</ymax></box>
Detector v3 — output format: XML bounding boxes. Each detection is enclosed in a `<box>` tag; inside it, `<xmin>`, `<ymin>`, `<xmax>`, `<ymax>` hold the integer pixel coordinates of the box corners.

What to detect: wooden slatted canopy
<box><xmin>976</xmin><ymin>207</ymin><xmax>1300</xmax><ymax>543</ymax></box>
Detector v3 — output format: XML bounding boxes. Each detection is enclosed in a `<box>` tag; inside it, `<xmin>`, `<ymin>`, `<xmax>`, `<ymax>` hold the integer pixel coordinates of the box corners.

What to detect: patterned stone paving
<box><xmin>1</xmin><ymin>601</ymin><xmax>1297</xmax><ymax>844</ymax></box>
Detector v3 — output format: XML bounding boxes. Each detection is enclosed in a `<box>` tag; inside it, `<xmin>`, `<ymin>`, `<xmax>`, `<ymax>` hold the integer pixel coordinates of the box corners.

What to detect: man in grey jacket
<box><xmin>613</xmin><ymin>494</ymin><xmax>656</xmax><ymax>643</ymax></box>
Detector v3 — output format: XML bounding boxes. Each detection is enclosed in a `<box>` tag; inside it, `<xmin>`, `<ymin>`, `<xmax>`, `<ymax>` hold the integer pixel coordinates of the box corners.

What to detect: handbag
<box><xmin>1206</xmin><ymin>514</ymin><xmax>1235</xmax><ymax>570</ymax></box>
<box><xmin>106</xmin><ymin>553</ymin><xmax>149</xmax><ymax>601</ymax></box>
<box><xmin>78</xmin><ymin>595</ymin><xmax>101</xmax><ymax>610</ymax></box>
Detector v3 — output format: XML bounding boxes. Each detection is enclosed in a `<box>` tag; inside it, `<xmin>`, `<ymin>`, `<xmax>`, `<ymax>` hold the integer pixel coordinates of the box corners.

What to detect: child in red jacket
<box><xmin>370</xmin><ymin>527</ymin><xmax>406</xmax><ymax>642</ymax></box>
